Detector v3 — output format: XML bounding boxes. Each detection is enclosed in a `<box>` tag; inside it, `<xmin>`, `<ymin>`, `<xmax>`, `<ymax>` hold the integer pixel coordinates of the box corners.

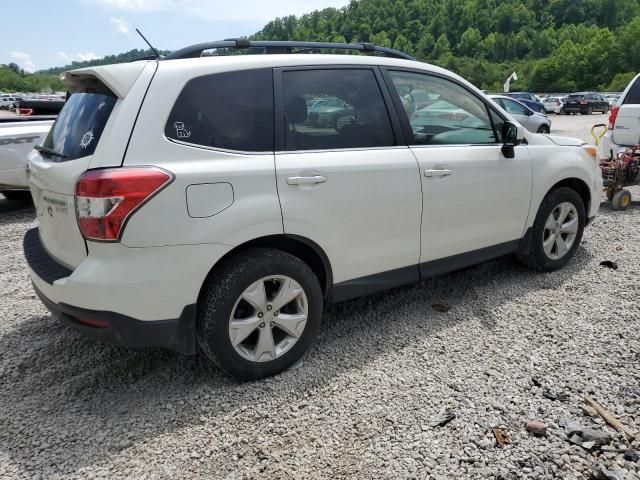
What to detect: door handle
<box><xmin>424</xmin><ymin>169</ymin><xmax>452</xmax><ymax>178</ymax></box>
<box><xmin>286</xmin><ymin>175</ymin><xmax>327</xmax><ymax>185</ymax></box>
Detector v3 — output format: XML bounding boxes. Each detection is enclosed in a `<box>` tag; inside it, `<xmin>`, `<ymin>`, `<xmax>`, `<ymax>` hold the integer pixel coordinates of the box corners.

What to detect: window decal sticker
<box><xmin>174</xmin><ymin>122</ymin><xmax>191</xmax><ymax>139</ymax></box>
<box><xmin>80</xmin><ymin>129</ymin><xmax>95</xmax><ymax>149</ymax></box>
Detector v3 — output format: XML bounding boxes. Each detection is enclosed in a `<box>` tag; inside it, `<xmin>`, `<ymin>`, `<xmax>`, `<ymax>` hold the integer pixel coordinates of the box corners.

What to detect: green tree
<box><xmin>458</xmin><ymin>27</ymin><xmax>483</xmax><ymax>57</ymax></box>
<box><xmin>432</xmin><ymin>34</ymin><xmax>451</xmax><ymax>60</ymax></box>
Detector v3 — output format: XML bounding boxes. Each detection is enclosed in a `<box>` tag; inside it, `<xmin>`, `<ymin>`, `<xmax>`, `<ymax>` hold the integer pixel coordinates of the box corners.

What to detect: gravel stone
<box><xmin>0</xmin><ymin>114</ymin><xmax>639</xmax><ymax>479</ymax></box>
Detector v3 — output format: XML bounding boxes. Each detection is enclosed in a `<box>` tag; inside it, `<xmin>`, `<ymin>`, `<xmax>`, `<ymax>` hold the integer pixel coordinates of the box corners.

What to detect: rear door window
<box><xmin>42</xmin><ymin>85</ymin><xmax>116</xmax><ymax>161</ymax></box>
<box><xmin>281</xmin><ymin>69</ymin><xmax>395</xmax><ymax>151</ymax></box>
<box><xmin>166</xmin><ymin>68</ymin><xmax>274</xmax><ymax>152</ymax></box>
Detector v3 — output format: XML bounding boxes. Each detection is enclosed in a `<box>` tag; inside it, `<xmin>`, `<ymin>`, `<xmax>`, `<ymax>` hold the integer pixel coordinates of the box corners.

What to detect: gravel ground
<box><xmin>1</xmin><ymin>115</ymin><xmax>639</xmax><ymax>479</ymax></box>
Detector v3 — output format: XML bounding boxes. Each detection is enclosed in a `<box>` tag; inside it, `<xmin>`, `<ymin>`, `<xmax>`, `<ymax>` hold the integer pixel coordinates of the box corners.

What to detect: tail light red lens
<box><xmin>608</xmin><ymin>105</ymin><xmax>620</xmax><ymax>130</ymax></box>
<box><xmin>17</xmin><ymin>108</ymin><xmax>33</xmax><ymax>116</ymax></box>
<box><xmin>579</xmin><ymin>100</ymin><xmax>588</xmax><ymax>105</ymax></box>
<box><xmin>75</xmin><ymin>167</ymin><xmax>173</xmax><ymax>241</ymax></box>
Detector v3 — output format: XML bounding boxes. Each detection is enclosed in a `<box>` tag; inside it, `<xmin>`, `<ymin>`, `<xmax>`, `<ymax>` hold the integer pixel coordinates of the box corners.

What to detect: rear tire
<box><xmin>1</xmin><ymin>191</ymin><xmax>32</xmax><ymax>203</ymax></box>
<box><xmin>537</xmin><ymin>125</ymin><xmax>550</xmax><ymax>134</ymax></box>
<box><xmin>197</xmin><ymin>248</ymin><xmax>323</xmax><ymax>380</ymax></box>
<box><xmin>517</xmin><ymin>187</ymin><xmax>585</xmax><ymax>272</ymax></box>
<box><xmin>612</xmin><ymin>189</ymin><xmax>632</xmax><ymax>211</ymax></box>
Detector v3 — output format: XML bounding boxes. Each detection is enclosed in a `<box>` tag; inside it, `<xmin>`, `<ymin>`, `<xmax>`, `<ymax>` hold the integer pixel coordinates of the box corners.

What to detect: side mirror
<box><xmin>501</xmin><ymin>121</ymin><xmax>522</xmax><ymax>158</ymax></box>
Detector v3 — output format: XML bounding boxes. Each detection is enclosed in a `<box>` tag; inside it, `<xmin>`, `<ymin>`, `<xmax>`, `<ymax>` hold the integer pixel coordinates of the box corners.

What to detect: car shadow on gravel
<box><xmin>0</xmin><ymin>197</ymin><xmax>35</xmax><ymax>225</ymax></box>
<box><xmin>0</xmin><ymin>246</ymin><xmax>593</xmax><ymax>476</ymax></box>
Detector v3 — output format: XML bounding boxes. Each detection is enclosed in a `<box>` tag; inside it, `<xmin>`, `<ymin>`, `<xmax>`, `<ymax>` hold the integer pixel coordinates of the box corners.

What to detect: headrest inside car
<box><xmin>286</xmin><ymin>96</ymin><xmax>308</xmax><ymax>124</ymax></box>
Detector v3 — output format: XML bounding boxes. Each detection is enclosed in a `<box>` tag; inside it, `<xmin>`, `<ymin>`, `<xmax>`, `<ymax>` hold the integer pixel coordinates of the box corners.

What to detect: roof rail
<box><xmin>163</xmin><ymin>39</ymin><xmax>416</xmax><ymax>61</ymax></box>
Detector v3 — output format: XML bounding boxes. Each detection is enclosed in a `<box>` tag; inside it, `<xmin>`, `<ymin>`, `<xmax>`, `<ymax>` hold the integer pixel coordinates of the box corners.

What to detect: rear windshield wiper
<box><xmin>35</xmin><ymin>145</ymin><xmax>67</xmax><ymax>159</ymax></box>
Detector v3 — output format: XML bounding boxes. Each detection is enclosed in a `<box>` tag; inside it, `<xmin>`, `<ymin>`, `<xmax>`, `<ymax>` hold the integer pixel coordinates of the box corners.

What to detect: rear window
<box><xmin>623</xmin><ymin>78</ymin><xmax>640</xmax><ymax>105</ymax></box>
<box><xmin>165</xmin><ymin>68</ymin><xmax>274</xmax><ymax>152</ymax></box>
<box><xmin>42</xmin><ymin>87</ymin><xmax>116</xmax><ymax>161</ymax></box>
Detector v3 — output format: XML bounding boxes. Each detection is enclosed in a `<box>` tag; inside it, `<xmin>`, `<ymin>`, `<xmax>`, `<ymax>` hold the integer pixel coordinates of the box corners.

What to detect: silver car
<box><xmin>489</xmin><ymin>95</ymin><xmax>551</xmax><ymax>133</ymax></box>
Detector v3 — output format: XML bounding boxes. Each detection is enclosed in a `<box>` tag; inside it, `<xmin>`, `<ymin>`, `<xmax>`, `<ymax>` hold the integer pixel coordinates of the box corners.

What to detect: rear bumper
<box><xmin>33</xmin><ymin>281</ymin><xmax>197</xmax><ymax>354</ymax></box>
<box><xmin>24</xmin><ymin>227</ymin><xmax>234</xmax><ymax>354</ymax></box>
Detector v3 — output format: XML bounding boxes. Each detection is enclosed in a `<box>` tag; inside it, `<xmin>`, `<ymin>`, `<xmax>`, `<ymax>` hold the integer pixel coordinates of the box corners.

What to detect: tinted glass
<box><xmin>282</xmin><ymin>69</ymin><xmax>395</xmax><ymax>150</ymax></box>
<box><xmin>166</xmin><ymin>68</ymin><xmax>274</xmax><ymax>152</ymax></box>
<box><xmin>42</xmin><ymin>91</ymin><xmax>116</xmax><ymax>161</ymax></box>
<box><xmin>624</xmin><ymin>78</ymin><xmax>640</xmax><ymax>104</ymax></box>
<box><xmin>389</xmin><ymin>70</ymin><xmax>497</xmax><ymax>145</ymax></box>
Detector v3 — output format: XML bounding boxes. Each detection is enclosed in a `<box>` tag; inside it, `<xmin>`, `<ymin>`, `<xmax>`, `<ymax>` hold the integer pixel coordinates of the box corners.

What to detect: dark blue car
<box><xmin>505</xmin><ymin>92</ymin><xmax>545</xmax><ymax>114</ymax></box>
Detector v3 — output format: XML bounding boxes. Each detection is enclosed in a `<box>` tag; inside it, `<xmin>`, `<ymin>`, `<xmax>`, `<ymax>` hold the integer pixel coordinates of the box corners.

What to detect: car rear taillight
<box><xmin>75</xmin><ymin>167</ymin><xmax>173</xmax><ymax>241</ymax></box>
<box><xmin>579</xmin><ymin>100</ymin><xmax>588</xmax><ymax>105</ymax></box>
<box><xmin>17</xmin><ymin>108</ymin><xmax>33</xmax><ymax>116</ymax></box>
<box><xmin>608</xmin><ymin>105</ymin><xmax>620</xmax><ymax>130</ymax></box>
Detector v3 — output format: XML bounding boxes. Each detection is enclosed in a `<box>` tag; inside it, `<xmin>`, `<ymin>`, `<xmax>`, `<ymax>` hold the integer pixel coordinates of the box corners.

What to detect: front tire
<box><xmin>537</xmin><ymin>125</ymin><xmax>550</xmax><ymax>134</ymax></box>
<box><xmin>197</xmin><ymin>248</ymin><xmax>323</xmax><ymax>380</ymax></box>
<box><xmin>517</xmin><ymin>187</ymin><xmax>585</xmax><ymax>272</ymax></box>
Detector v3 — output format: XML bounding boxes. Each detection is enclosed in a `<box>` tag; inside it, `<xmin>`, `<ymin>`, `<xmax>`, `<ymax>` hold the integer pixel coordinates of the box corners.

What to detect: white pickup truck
<box><xmin>0</xmin><ymin>117</ymin><xmax>53</xmax><ymax>201</ymax></box>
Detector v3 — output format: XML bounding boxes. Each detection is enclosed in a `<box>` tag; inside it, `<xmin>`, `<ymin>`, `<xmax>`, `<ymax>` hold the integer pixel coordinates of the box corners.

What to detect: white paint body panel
<box><xmin>413</xmin><ymin>144</ymin><xmax>532</xmax><ymax>262</ymax></box>
<box><xmin>0</xmin><ymin>121</ymin><xmax>52</xmax><ymax>189</ymax></box>
<box><xmin>276</xmin><ymin>147</ymin><xmax>421</xmax><ymax>283</ymax></box>
<box><xmin>186</xmin><ymin>182</ymin><xmax>234</xmax><ymax>218</ymax></box>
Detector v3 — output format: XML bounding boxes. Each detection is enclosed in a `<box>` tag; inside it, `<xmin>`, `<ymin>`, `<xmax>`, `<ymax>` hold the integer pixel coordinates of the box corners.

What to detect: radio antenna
<box><xmin>136</xmin><ymin>28</ymin><xmax>160</xmax><ymax>58</ymax></box>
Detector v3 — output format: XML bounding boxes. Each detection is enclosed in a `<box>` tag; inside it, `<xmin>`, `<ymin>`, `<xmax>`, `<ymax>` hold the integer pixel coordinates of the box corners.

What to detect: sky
<box><xmin>1</xmin><ymin>0</ymin><xmax>350</xmax><ymax>72</ymax></box>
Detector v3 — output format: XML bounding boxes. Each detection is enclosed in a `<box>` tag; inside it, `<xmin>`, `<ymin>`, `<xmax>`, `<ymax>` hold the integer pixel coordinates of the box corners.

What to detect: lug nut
<box><xmin>259</xmin><ymin>322</ymin><xmax>265</xmax><ymax>328</ymax></box>
<box><xmin>270</xmin><ymin>321</ymin><xmax>274</xmax><ymax>327</ymax></box>
<box><xmin>257</xmin><ymin>312</ymin><xmax>263</xmax><ymax>318</ymax></box>
<box><xmin>274</xmin><ymin>311</ymin><xmax>279</xmax><ymax>316</ymax></box>
<box><xmin>266</xmin><ymin>304</ymin><xmax>272</xmax><ymax>311</ymax></box>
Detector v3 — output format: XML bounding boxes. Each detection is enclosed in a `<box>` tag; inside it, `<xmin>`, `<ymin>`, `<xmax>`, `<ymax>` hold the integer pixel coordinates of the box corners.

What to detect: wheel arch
<box><xmin>520</xmin><ymin>176</ymin><xmax>592</xmax><ymax>256</ymax></box>
<box><xmin>198</xmin><ymin>234</ymin><xmax>333</xmax><ymax>304</ymax></box>
<box><xmin>547</xmin><ymin>177</ymin><xmax>591</xmax><ymax>215</ymax></box>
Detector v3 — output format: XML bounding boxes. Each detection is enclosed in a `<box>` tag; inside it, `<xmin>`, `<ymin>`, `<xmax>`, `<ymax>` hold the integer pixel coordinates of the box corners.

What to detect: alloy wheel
<box><xmin>542</xmin><ymin>202</ymin><xmax>579</xmax><ymax>260</ymax></box>
<box><xmin>228</xmin><ymin>276</ymin><xmax>308</xmax><ymax>362</ymax></box>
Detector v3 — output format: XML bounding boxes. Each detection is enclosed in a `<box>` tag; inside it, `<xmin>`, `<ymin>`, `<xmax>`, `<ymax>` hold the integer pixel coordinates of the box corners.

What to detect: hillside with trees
<box><xmin>252</xmin><ymin>0</ymin><xmax>640</xmax><ymax>92</ymax></box>
<box><xmin>3</xmin><ymin>0</ymin><xmax>640</xmax><ymax>93</ymax></box>
<box><xmin>0</xmin><ymin>49</ymin><xmax>165</xmax><ymax>93</ymax></box>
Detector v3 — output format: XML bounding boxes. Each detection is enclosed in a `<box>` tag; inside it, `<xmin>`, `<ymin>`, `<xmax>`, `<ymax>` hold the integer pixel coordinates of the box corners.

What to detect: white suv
<box><xmin>24</xmin><ymin>41</ymin><xmax>602</xmax><ymax>380</ymax></box>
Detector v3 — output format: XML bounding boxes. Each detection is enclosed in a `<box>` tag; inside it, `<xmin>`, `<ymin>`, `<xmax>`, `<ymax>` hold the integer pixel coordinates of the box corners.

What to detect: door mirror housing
<box><xmin>501</xmin><ymin>121</ymin><xmax>523</xmax><ymax>158</ymax></box>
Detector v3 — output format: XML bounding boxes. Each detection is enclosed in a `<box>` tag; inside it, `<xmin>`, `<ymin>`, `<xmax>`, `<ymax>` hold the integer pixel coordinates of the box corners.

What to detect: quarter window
<box><xmin>282</xmin><ymin>69</ymin><xmax>395</xmax><ymax>151</ymax></box>
<box><xmin>165</xmin><ymin>68</ymin><xmax>274</xmax><ymax>152</ymax></box>
<box><xmin>388</xmin><ymin>71</ymin><xmax>497</xmax><ymax>145</ymax></box>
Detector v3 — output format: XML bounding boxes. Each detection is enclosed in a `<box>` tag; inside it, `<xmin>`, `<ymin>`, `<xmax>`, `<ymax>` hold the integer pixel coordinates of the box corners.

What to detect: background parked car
<box><xmin>15</xmin><ymin>98</ymin><xmax>65</xmax><ymax>116</ymax></box>
<box><xmin>0</xmin><ymin>96</ymin><xmax>21</xmax><ymax>110</ymax></box>
<box><xmin>601</xmin><ymin>74</ymin><xmax>640</xmax><ymax>156</ymax></box>
<box><xmin>505</xmin><ymin>92</ymin><xmax>545</xmax><ymax>113</ymax></box>
<box><xmin>563</xmin><ymin>92</ymin><xmax>609</xmax><ymax>115</ymax></box>
<box><xmin>604</xmin><ymin>94</ymin><xmax>620</xmax><ymax>106</ymax></box>
<box><xmin>489</xmin><ymin>95</ymin><xmax>551</xmax><ymax>133</ymax></box>
<box><xmin>306</xmin><ymin>96</ymin><xmax>355</xmax><ymax>128</ymax></box>
<box><xmin>543</xmin><ymin>96</ymin><xmax>565</xmax><ymax>114</ymax></box>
